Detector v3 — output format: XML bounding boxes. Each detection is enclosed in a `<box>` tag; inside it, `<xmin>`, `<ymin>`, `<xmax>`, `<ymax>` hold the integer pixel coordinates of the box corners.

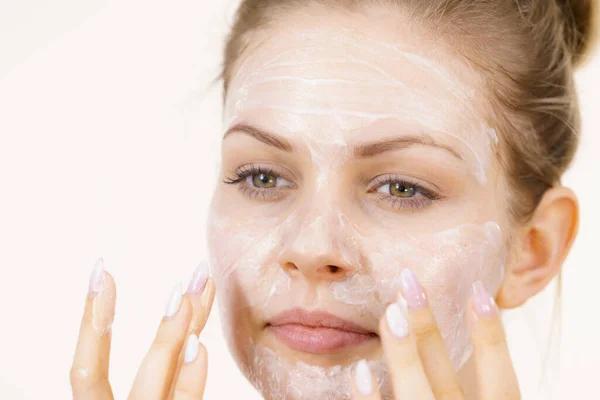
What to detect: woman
<box><xmin>70</xmin><ymin>0</ymin><xmax>598</xmax><ymax>398</ymax></box>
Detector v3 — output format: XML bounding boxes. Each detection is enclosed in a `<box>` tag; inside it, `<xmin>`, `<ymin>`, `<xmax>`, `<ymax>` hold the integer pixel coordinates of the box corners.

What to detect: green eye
<box><xmin>252</xmin><ymin>173</ymin><xmax>277</xmax><ymax>188</ymax></box>
<box><xmin>389</xmin><ymin>183</ymin><xmax>416</xmax><ymax>198</ymax></box>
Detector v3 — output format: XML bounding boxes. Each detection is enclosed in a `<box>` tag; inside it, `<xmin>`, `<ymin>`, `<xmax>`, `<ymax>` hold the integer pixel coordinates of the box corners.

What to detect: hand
<box><xmin>70</xmin><ymin>259</ymin><xmax>216</xmax><ymax>400</ymax></box>
<box><xmin>351</xmin><ymin>269</ymin><xmax>520</xmax><ymax>400</ymax></box>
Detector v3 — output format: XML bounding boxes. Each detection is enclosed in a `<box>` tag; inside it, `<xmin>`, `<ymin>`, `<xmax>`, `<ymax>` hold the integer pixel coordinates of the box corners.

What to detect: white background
<box><xmin>0</xmin><ymin>1</ymin><xmax>598</xmax><ymax>399</ymax></box>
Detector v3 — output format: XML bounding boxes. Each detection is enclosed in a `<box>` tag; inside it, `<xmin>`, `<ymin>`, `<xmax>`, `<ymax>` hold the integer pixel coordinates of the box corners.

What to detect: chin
<box><xmin>222</xmin><ymin>320</ymin><xmax>391</xmax><ymax>400</ymax></box>
<box><xmin>237</xmin><ymin>344</ymin><xmax>384</xmax><ymax>400</ymax></box>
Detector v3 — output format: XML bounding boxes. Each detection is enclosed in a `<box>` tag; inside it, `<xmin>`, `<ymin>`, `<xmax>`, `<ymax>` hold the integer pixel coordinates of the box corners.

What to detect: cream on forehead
<box><xmin>224</xmin><ymin>28</ymin><xmax>497</xmax><ymax>184</ymax></box>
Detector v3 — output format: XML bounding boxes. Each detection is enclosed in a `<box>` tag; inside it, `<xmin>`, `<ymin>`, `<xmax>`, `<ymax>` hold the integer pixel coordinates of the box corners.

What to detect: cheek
<box><xmin>207</xmin><ymin>210</ymin><xmax>288</xmax><ymax>329</ymax></box>
<box><xmin>368</xmin><ymin>222</ymin><xmax>506</xmax><ymax>367</ymax></box>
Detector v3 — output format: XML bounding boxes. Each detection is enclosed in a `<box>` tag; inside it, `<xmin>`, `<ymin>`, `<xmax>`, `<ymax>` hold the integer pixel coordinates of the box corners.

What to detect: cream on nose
<box><xmin>278</xmin><ymin>206</ymin><xmax>357</xmax><ymax>282</ymax></box>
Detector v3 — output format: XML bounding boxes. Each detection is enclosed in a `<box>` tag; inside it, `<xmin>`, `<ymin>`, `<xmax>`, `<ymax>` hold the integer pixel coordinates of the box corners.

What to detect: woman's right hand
<box><xmin>70</xmin><ymin>259</ymin><xmax>216</xmax><ymax>400</ymax></box>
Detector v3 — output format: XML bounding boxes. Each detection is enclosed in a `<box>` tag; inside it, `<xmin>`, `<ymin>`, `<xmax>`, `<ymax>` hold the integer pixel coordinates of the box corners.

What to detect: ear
<box><xmin>496</xmin><ymin>186</ymin><xmax>579</xmax><ymax>309</ymax></box>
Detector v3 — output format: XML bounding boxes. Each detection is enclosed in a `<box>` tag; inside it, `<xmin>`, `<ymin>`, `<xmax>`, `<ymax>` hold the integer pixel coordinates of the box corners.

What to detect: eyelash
<box><xmin>367</xmin><ymin>175</ymin><xmax>441</xmax><ymax>211</ymax></box>
<box><xmin>223</xmin><ymin>165</ymin><xmax>293</xmax><ymax>201</ymax></box>
<box><xmin>223</xmin><ymin>164</ymin><xmax>442</xmax><ymax>210</ymax></box>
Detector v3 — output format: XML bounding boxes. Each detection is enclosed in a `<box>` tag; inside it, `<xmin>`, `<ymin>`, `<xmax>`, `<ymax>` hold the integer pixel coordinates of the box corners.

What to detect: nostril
<box><xmin>327</xmin><ymin>265</ymin><xmax>340</xmax><ymax>273</ymax></box>
<box><xmin>283</xmin><ymin>262</ymin><xmax>300</xmax><ymax>271</ymax></box>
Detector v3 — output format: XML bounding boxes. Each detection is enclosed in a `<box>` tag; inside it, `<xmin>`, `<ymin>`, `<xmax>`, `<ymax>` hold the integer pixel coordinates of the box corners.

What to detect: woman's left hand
<box><xmin>351</xmin><ymin>271</ymin><xmax>521</xmax><ymax>400</ymax></box>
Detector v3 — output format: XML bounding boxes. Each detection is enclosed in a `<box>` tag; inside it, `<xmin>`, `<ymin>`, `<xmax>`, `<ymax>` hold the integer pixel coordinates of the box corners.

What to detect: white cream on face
<box><xmin>208</xmin><ymin>210</ymin><xmax>505</xmax><ymax>399</ymax></box>
<box><xmin>243</xmin><ymin>345</ymin><xmax>392</xmax><ymax>400</ymax></box>
<box><xmin>210</xmin><ymin>20</ymin><xmax>507</xmax><ymax>400</ymax></box>
<box><xmin>225</xmin><ymin>28</ymin><xmax>498</xmax><ymax>185</ymax></box>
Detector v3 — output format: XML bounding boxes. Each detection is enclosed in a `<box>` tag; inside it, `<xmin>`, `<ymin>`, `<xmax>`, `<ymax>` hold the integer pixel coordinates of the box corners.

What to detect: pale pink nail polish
<box><xmin>399</xmin><ymin>268</ymin><xmax>427</xmax><ymax>309</ymax></box>
<box><xmin>471</xmin><ymin>281</ymin><xmax>498</xmax><ymax>318</ymax></box>
<box><xmin>88</xmin><ymin>258</ymin><xmax>104</xmax><ymax>296</ymax></box>
<box><xmin>186</xmin><ymin>261</ymin><xmax>208</xmax><ymax>294</ymax></box>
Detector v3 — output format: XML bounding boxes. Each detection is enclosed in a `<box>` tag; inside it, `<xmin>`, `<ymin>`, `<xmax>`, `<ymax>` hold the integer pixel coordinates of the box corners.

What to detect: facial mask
<box><xmin>210</xmin><ymin>24</ymin><xmax>506</xmax><ymax>400</ymax></box>
<box><xmin>225</xmin><ymin>28</ymin><xmax>498</xmax><ymax>185</ymax></box>
<box><xmin>243</xmin><ymin>345</ymin><xmax>392</xmax><ymax>400</ymax></box>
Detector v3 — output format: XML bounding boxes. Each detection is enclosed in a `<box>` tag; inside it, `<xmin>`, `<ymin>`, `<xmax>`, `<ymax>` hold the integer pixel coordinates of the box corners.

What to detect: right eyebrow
<box><xmin>223</xmin><ymin>123</ymin><xmax>294</xmax><ymax>152</ymax></box>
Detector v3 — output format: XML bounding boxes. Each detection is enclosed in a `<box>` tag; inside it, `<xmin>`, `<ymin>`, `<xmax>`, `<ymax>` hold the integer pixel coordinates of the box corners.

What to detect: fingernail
<box><xmin>397</xmin><ymin>291</ymin><xmax>408</xmax><ymax>313</ymax></box>
<box><xmin>400</xmin><ymin>268</ymin><xmax>427</xmax><ymax>309</ymax></box>
<box><xmin>355</xmin><ymin>359</ymin><xmax>373</xmax><ymax>396</ymax></box>
<box><xmin>471</xmin><ymin>281</ymin><xmax>498</xmax><ymax>318</ymax></box>
<box><xmin>88</xmin><ymin>257</ymin><xmax>104</xmax><ymax>296</ymax></box>
<box><xmin>164</xmin><ymin>283</ymin><xmax>183</xmax><ymax>317</ymax></box>
<box><xmin>386</xmin><ymin>302</ymin><xmax>409</xmax><ymax>338</ymax></box>
<box><xmin>186</xmin><ymin>261</ymin><xmax>208</xmax><ymax>294</ymax></box>
<box><xmin>183</xmin><ymin>334</ymin><xmax>199</xmax><ymax>363</ymax></box>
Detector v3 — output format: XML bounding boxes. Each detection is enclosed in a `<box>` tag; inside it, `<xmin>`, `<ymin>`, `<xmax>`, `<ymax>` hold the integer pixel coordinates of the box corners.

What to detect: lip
<box><xmin>266</xmin><ymin>309</ymin><xmax>377</xmax><ymax>354</ymax></box>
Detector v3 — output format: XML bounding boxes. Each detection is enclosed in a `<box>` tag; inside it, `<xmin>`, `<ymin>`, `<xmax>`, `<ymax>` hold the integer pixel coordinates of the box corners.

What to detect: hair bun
<box><xmin>559</xmin><ymin>0</ymin><xmax>599</xmax><ymax>67</ymax></box>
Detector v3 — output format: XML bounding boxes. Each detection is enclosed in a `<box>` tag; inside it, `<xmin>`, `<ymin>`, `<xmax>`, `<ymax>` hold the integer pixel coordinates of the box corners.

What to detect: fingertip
<box><xmin>199</xmin><ymin>278</ymin><xmax>216</xmax><ymax>315</ymax></box>
<box><xmin>81</xmin><ymin>268</ymin><xmax>116</xmax><ymax>335</ymax></box>
<box><xmin>353</xmin><ymin>359</ymin><xmax>376</xmax><ymax>397</ymax></box>
<box><xmin>202</xmin><ymin>277</ymin><xmax>216</xmax><ymax>301</ymax></box>
<box><xmin>183</xmin><ymin>334</ymin><xmax>200</xmax><ymax>364</ymax></box>
<box><xmin>471</xmin><ymin>281</ymin><xmax>498</xmax><ymax>319</ymax></box>
<box><xmin>102</xmin><ymin>271</ymin><xmax>117</xmax><ymax>297</ymax></box>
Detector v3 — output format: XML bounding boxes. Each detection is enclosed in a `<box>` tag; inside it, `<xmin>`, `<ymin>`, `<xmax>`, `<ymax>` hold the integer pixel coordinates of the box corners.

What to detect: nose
<box><xmin>278</xmin><ymin>209</ymin><xmax>359</xmax><ymax>283</ymax></box>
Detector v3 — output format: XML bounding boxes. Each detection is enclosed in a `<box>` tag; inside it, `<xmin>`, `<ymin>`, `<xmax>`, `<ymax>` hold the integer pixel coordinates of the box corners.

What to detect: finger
<box><xmin>129</xmin><ymin>283</ymin><xmax>193</xmax><ymax>400</ymax></box>
<box><xmin>70</xmin><ymin>258</ymin><xmax>116</xmax><ymax>400</ymax></box>
<box><xmin>469</xmin><ymin>281</ymin><xmax>520</xmax><ymax>400</ymax></box>
<box><xmin>172</xmin><ymin>334</ymin><xmax>209</xmax><ymax>400</ymax></box>
<box><xmin>185</xmin><ymin>263</ymin><xmax>215</xmax><ymax>337</ymax></box>
<box><xmin>350</xmin><ymin>359</ymin><xmax>381</xmax><ymax>400</ymax></box>
<box><xmin>399</xmin><ymin>269</ymin><xmax>464</xmax><ymax>400</ymax></box>
<box><xmin>167</xmin><ymin>264</ymin><xmax>216</xmax><ymax>398</ymax></box>
<box><xmin>379</xmin><ymin>302</ymin><xmax>435</xmax><ymax>400</ymax></box>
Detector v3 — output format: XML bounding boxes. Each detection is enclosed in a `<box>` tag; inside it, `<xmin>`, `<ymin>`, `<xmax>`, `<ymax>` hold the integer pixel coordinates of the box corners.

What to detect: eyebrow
<box><xmin>223</xmin><ymin>123</ymin><xmax>462</xmax><ymax>160</ymax></box>
<box><xmin>354</xmin><ymin>135</ymin><xmax>463</xmax><ymax>160</ymax></box>
<box><xmin>223</xmin><ymin>123</ymin><xmax>294</xmax><ymax>152</ymax></box>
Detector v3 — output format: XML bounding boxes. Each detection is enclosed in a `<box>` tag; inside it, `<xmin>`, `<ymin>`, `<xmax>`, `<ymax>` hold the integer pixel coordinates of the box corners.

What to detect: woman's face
<box><xmin>208</xmin><ymin>8</ymin><xmax>510</xmax><ymax>400</ymax></box>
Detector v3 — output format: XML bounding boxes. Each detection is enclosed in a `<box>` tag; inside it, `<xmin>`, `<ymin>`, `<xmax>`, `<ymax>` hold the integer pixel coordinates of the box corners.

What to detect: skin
<box><xmin>211</xmin><ymin>9</ymin><xmax>508</xmax><ymax>392</ymax></box>
<box><xmin>70</xmin><ymin>268</ymin><xmax>216</xmax><ymax>400</ymax></box>
<box><xmin>70</xmin><ymin>3</ymin><xmax>579</xmax><ymax>400</ymax></box>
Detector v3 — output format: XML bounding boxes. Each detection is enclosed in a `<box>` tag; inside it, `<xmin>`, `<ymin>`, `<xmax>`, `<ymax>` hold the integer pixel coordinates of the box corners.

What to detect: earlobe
<box><xmin>496</xmin><ymin>187</ymin><xmax>579</xmax><ymax>309</ymax></box>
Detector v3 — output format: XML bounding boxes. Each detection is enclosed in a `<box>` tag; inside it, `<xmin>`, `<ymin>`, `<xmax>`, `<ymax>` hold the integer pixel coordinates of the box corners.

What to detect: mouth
<box><xmin>265</xmin><ymin>308</ymin><xmax>378</xmax><ymax>354</ymax></box>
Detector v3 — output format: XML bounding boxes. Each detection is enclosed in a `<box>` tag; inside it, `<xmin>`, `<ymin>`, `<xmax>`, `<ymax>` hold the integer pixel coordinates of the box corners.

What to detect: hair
<box><xmin>220</xmin><ymin>0</ymin><xmax>598</xmax><ymax>222</ymax></box>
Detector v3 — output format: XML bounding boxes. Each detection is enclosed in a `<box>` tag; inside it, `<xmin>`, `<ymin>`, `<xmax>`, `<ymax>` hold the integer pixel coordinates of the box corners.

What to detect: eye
<box><xmin>249</xmin><ymin>172</ymin><xmax>281</xmax><ymax>188</ymax></box>
<box><xmin>369</xmin><ymin>175</ymin><xmax>441</xmax><ymax>211</ymax></box>
<box><xmin>378</xmin><ymin>182</ymin><xmax>417</xmax><ymax>198</ymax></box>
<box><xmin>223</xmin><ymin>164</ymin><xmax>294</xmax><ymax>201</ymax></box>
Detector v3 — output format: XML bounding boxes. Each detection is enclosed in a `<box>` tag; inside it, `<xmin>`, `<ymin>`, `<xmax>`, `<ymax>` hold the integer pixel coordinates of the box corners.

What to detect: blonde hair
<box><xmin>220</xmin><ymin>0</ymin><xmax>598</xmax><ymax>221</ymax></box>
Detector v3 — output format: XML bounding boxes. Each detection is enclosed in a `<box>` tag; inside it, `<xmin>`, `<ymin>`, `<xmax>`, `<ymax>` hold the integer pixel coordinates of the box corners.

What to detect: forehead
<box><xmin>225</xmin><ymin>19</ymin><xmax>490</xmax><ymax>126</ymax></box>
<box><xmin>223</xmin><ymin>17</ymin><xmax>497</xmax><ymax>181</ymax></box>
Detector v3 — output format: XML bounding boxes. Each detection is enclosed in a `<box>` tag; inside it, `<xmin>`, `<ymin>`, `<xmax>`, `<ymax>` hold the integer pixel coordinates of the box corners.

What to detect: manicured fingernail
<box><xmin>164</xmin><ymin>283</ymin><xmax>183</xmax><ymax>317</ymax></box>
<box><xmin>471</xmin><ymin>281</ymin><xmax>498</xmax><ymax>318</ymax></box>
<box><xmin>183</xmin><ymin>334</ymin><xmax>199</xmax><ymax>363</ymax></box>
<box><xmin>400</xmin><ymin>268</ymin><xmax>427</xmax><ymax>309</ymax></box>
<box><xmin>89</xmin><ymin>258</ymin><xmax>115</xmax><ymax>336</ymax></box>
<box><xmin>186</xmin><ymin>261</ymin><xmax>208</xmax><ymax>294</ymax></box>
<box><xmin>386</xmin><ymin>302</ymin><xmax>409</xmax><ymax>338</ymax></box>
<box><xmin>397</xmin><ymin>292</ymin><xmax>408</xmax><ymax>313</ymax></box>
<box><xmin>88</xmin><ymin>257</ymin><xmax>104</xmax><ymax>296</ymax></box>
<box><xmin>355</xmin><ymin>359</ymin><xmax>373</xmax><ymax>396</ymax></box>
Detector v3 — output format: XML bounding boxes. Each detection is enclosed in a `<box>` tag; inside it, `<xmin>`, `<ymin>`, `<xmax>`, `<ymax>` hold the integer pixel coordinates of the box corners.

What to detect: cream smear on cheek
<box><xmin>211</xmin><ymin>28</ymin><xmax>505</xmax><ymax>400</ymax></box>
<box><xmin>209</xmin><ymin>209</ymin><xmax>505</xmax><ymax>399</ymax></box>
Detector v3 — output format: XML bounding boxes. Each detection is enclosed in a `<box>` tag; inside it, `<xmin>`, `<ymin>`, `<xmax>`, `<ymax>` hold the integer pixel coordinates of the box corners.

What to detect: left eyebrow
<box><xmin>353</xmin><ymin>135</ymin><xmax>463</xmax><ymax>160</ymax></box>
